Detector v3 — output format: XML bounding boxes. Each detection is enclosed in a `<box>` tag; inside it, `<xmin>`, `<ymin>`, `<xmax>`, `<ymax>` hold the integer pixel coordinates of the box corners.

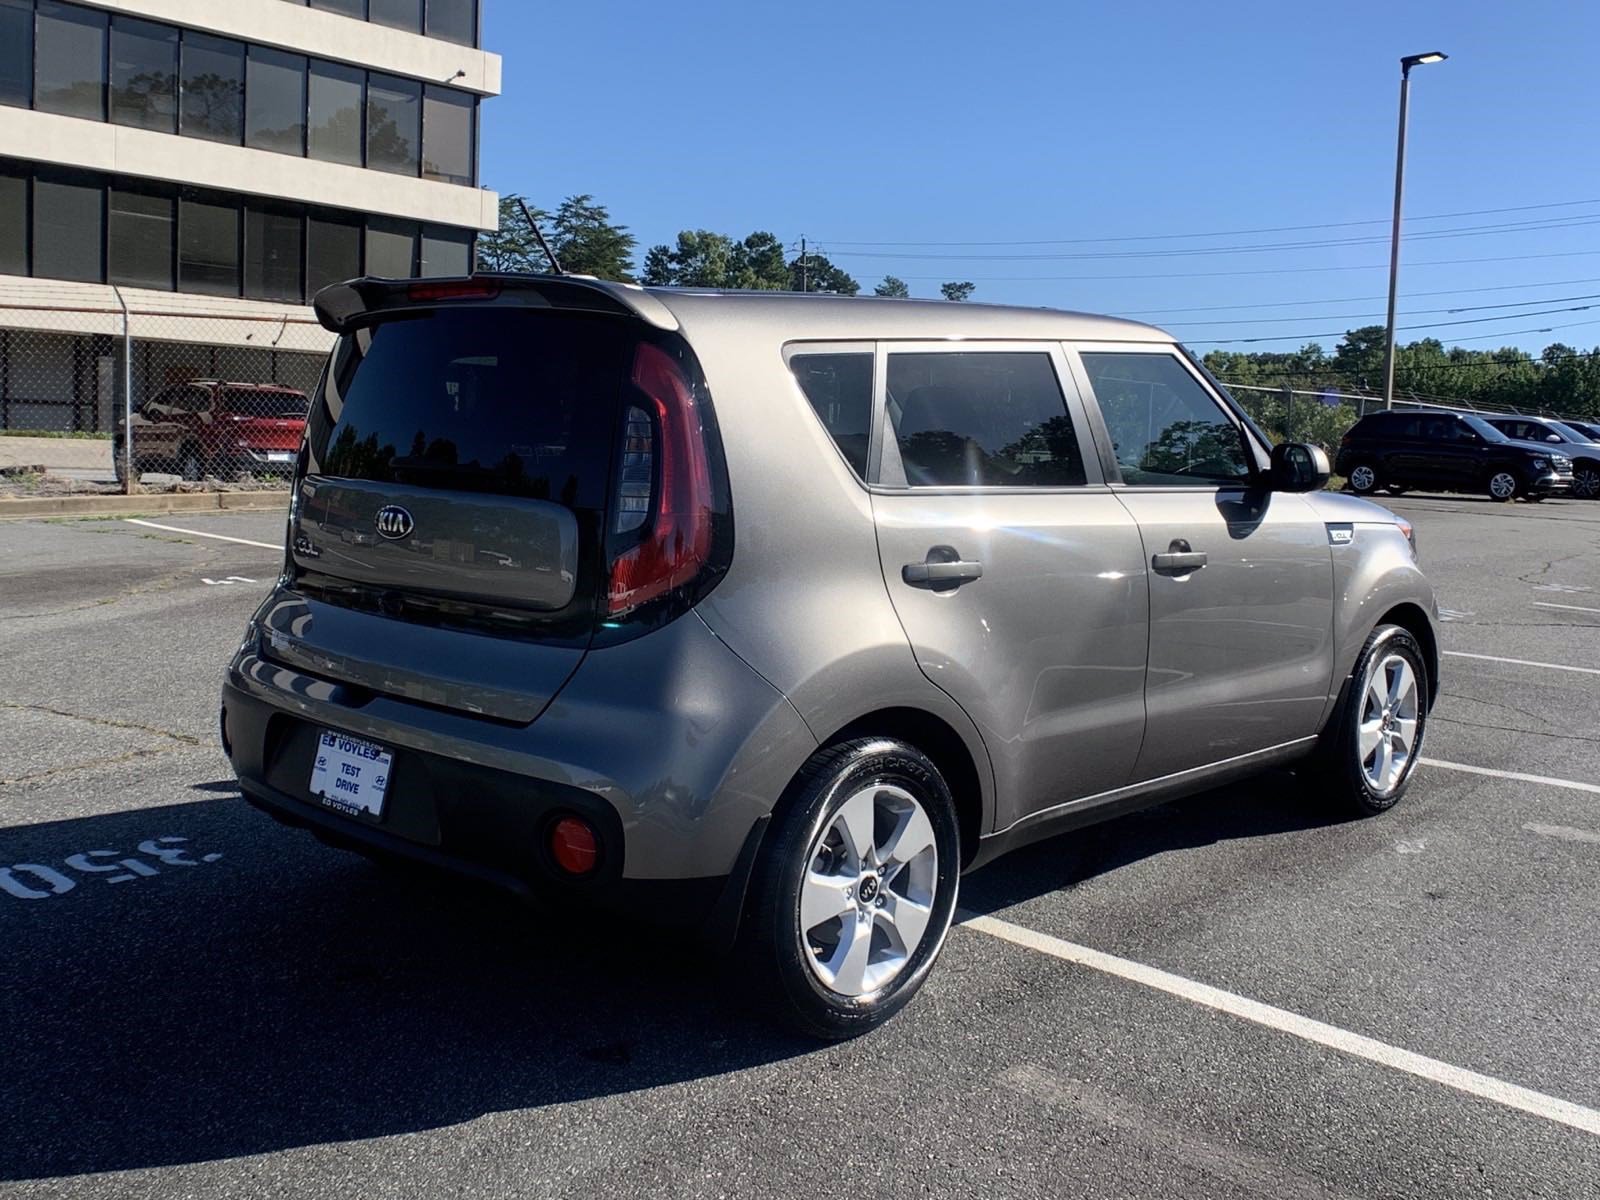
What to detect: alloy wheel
<box><xmin>1488</xmin><ymin>471</ymin><xmax>1518</xmax><ymax>500</ymax></box>
<box><xmin>1349</xmin><ymin>465</ymin><xmax>1377</xmax><ymax>493</ymax></box>
<box><xmin>1358</xmin><ymin>653</ymin><xmax>1420</xmax><ymax>796</ymax></box>
<box><xmin>1574</xmin><ymin>467</ymin><xmax>1600</xmax><ymax>500</ymax></box>
<box><xmin>799</xmin><ymin>783</ymin><xmax>939</xmax><ymax>998</ymax></box>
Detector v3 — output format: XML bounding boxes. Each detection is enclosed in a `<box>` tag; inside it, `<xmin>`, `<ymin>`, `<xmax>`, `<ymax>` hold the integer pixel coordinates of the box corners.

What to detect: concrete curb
<box><xmin>0</xmin><ymin>490</ymin><xmax>289</xmax><ymax>519</ymax></box>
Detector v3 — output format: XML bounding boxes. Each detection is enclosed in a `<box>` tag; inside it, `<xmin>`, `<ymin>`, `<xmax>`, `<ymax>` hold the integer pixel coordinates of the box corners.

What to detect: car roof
<box><xmin>628</xmin><ymin>286</ymin><xmax>1173</xmax><ymax>344</ymax></box>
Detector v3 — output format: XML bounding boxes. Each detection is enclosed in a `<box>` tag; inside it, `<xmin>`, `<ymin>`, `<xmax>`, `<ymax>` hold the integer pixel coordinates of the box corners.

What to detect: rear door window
<box><xmin>1078</xmin><ymin>352</ymin><xmax>1251</xmax><ymax>486</ymax></box>
<box><xmin>309</xmin><ymin>308</ymin><xmax>625</xmax><ymax>507</ymax></box>
<box><xmin>790</xmin><ymin>351</ymin><xmax>873</xmax><ymax>478</ymax></box>
<box><xmin>885</xmin><ymin>350</ymin><xmax>1087</xmax><ymax>487</ymax></box>
<box><xmin>224</xmin><ymin>388</ymin><xmax>308</xmax><ymax>417</ymax></box>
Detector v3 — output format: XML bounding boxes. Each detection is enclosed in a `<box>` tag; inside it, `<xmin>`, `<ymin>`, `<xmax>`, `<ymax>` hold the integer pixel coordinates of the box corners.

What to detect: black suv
<box><xmin>1482</xmin><ymin>416</ymin><xmax>1600</xmax><ymax>500</ymax></box>
<box><xmin>1336</xmin><ymin>410</ymin><xmax>1573</xmax><ymax>502</ymax></box>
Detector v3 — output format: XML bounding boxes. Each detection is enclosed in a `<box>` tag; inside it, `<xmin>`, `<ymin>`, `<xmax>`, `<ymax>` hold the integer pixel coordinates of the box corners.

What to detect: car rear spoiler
<box><xmin>312</xmin><ymin>275</ymin><xmax>681</xmax><ymax>335</ymax></box>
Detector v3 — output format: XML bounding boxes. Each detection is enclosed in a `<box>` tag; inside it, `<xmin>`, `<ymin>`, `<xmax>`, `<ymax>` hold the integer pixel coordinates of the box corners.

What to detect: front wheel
<box><xmin>1571</xmin><ymin>464</ymin><xmax>1600</xmax><ymax>500</ymax></box>
<box><xmin>1347</xmin><ymin>462</ymin><xmax>1381</xmax><ymax>495</ymax></box>
<box><xmin>745</xmin><ymin>738</ymin><xmax>961</xmax><ymax>1039</ymax></box>
<box><xmin>1486</xmin><ymin>470</ymin><xmax>1519</xmax><ymax>502</ymax></box>
<box><xmin>1318</xmin><ymin>624</ymin><xmax>1429</xmax><ymax>816</ymax></box>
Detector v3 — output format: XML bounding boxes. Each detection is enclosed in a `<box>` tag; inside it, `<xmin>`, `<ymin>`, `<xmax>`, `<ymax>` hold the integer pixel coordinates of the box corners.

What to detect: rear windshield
<box><xmin>224</xmin><ymin>389</ymin><xmax>308</xmax><ymax>417</ymax></box>
<box><xmin>308</xmin><ymin>308</ymin><xmax>625</xmax><ymax>506</ymax></box>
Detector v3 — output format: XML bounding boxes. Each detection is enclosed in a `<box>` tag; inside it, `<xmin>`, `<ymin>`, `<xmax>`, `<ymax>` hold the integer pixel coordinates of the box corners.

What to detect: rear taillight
<box><xmin>606</xmin><ymin>342</ymin><xmax>717</xmax><ymax>616</ymax></box>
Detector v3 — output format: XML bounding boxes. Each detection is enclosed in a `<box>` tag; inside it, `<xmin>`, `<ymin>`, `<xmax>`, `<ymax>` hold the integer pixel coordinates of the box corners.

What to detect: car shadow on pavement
<box><xmin>0</xmin><ymin>795</ymin><xmax>819</xmax><ymax>1181</ymax></box>
<box><xmin>1</xmin><ymin>772</ymin><xmax>1346</xmax><ymax>1180</ymax></box>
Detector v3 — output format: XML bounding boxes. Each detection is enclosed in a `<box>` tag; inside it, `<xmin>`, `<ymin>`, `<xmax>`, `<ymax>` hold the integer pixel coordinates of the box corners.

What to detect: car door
<box><xmin>866</xmin><ymin>342</ymin><xmax>1150</xmax><ymax>828</ymax></box>
<box><xmin>1070</xmin><ymin>346</ymin><xmax>1336</xmax><ymax>781</ymax></box>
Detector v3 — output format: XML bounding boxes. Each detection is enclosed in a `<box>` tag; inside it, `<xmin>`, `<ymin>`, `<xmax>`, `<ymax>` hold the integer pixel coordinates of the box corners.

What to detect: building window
<box><xmin>427</xmin><ymin>0</ymin><xmax>476</xmax><ymax>46</ymax></box>
<box><xmin>365</xmin><ymin>216</ymin><xmax>416</xmax><ymax>277</ymax></box>
<box><xmin>33</xmin><ymin>175</ymin><xmax>104</xmax><ymax>283</ymax></box>
<box><xmin>245</xmin><ymin>46</ymin><xmax>307</xmax><ymax>155</ymax></box>
<box><xmin>181</xmin><ymin>32</ymin><xmax>244</xmax><ymax>144</ymax></box>
<box><xmin>35</xmin><ymin>1</ymin><xmax>107</xmax><ymax>121</ymax></box>
<box><xmin>366</xmin><ymin>74</ymin><xmax>420</xmax><ymax>175</ymax></box>
<box><xmin>421</xmin><ymin>86</ymin><xmax>473</xmax><ymax>185</ymax></box>
<box><xmin>109</xmin><ymin>185</ymin><xmax>176</xmax><ymax>290</ymax></box>
<box><xmin>369</xmin><ymin>0</ymin><xmax>423</xmax><ymax>34</ymax></box>
<box><xmin>245</xmin><ymin>205</ymin><xmax>304</xmax><ymax>302</ymax></box>
<box><xmin>307</xmin><ymin>214</ymin><xmax>362</xmax><ymax>297</ymax></box>
<box><xmin>179</xmin><ymin>193</ymin><xmax>240</xmax><ymax>295</ymax></box>
<box><xmin>308</xmin><ymin>60</ymin><xmax>365</xmax><ymax>167</ymax></box>
<box><xmin>110</xmin><ymin>17</ymin><xmax>179</xmax><ymax>134</ymax></box>
<box><xmin>0</xmin><ymin>170</ymin><xmax>27</xmax><ymax>275</ymax></box>
<box><xmin>420</xmin><ymin>226</ymin><xmax>472</xmax><ymax>277</ymax></box>
<box><xmin>0</xmin><ymin>0</ymin><xmax>32</xmax><ymax>109</ymax></box>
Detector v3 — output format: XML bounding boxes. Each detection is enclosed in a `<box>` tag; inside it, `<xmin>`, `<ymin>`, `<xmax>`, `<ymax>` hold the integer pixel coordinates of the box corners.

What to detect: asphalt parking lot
<box><xmin>2</xmin><ymin>495</ymin><xmax>1598</xmax><ymax>1198</ymax></box>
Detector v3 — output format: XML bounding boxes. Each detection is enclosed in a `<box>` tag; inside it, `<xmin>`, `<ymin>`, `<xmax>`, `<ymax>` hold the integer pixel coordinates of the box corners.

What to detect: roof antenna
<box><xmin>516</xmin><ymin>198</ymin><xmax>564</xmax><ymax>276</ymax></box>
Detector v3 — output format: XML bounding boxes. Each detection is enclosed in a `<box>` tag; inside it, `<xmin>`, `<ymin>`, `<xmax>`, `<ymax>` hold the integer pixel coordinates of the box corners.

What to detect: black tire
<box><xmin>1385</xmin><ymin>485</ymin><xmax>1407</xmax><ymax>497</ymax></box>
<box><xmin>744</xmin><ymin>738</ymin><xmax>961</xmax><ymax>1039</ymax></box>
<box><xmin>179</xmin><ymin>444</ymin><xmax>203</xmax><ymax>482</ymax></box>
<box><xmin>1316</xmin><ymin>624</ymin><xmax>1430</xmax><ymax>816</ymax></box>
<box><xmin>1347</xmin><ymin>461</ymin><xmax>1381</xmax><ymax>495</ymax></box>
<box><xmin>1573</xmin><ymin>464</ymin><xmax>1600</xmax><ymax>500</ymax></box>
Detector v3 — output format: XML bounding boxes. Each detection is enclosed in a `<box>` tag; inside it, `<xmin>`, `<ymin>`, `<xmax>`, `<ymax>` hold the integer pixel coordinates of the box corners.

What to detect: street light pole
<box><xmin>1383</xmin><ymin>51</ymin><xmax>1447</xmax><ymax>410</ymax></box>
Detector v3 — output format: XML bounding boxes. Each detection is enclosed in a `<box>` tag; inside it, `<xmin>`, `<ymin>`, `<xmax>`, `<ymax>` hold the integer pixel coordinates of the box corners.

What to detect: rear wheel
<box><xmin>1347</xmin><ymin>462</ymin><xmax>1381</xmax><ymax>495</ymax></box>
<box><xmin>1318</xmin><ymin>624</ymin><xmax>1429</xmax><ymax>816</ymax></box>
<box><xmin>1486</xmin><ymin>470</ymin><xmax>1519</xmax><ymax>502</ymax></box>
<box><xmin>745</xmin><ymin>738</ymin><xmax>961</xmax><ymax>1039</ymax></box>
<box><xmin>178</xmin><ymin>444</ymin><xmax>204</xmax><ymax>483</ymax></box>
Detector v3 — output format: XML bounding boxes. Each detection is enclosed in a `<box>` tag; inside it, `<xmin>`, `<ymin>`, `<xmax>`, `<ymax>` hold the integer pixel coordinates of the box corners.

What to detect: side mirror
<box><xmin>1547</xmin><ymin>434</ymin><xmax>1562</xmax><ymax>443</ymax></box>
<box><xmin>1270</xmin><ymin>442</ymin><xmax>1330</xmax><ymax>493</ymax></box>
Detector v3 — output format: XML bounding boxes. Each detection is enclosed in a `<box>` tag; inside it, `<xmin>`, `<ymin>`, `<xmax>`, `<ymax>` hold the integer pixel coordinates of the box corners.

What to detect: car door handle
<box><xmin>902</xmin><ymin>550</ymin><xmax>983</xmax><ymax>588</ymax></box>
<box><xmin>1151</xmin><ymin>541</ymin><xmax>1207</xmax><ymax>575</ymax></box>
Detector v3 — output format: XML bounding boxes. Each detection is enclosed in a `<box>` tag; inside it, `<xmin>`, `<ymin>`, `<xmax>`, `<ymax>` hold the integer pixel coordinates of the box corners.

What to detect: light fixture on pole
<box><xmin>1383</xmin><ymin>51</ymin><xmax>1448</xmax><ymax>409</ymax></box>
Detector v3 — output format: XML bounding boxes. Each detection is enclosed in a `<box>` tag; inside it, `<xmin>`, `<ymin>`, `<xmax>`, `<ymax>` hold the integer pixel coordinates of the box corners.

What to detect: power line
<box><xmin>890</xmin><ymin>247</ymin><xmax>1600</xmax><ymax>283</ymax></box>
<box><xmin>818</xmin><ymin>197</ymin><xmax>1600</xmax><ymax>247</ymax></box>
<box><xmin>825</xmin><ymin>214</ymin><xmax>1600</xmax><ymax>262</ymax></box>
<box><xmin>1218</xmin><ymin>349</ymin><xmax>1600</xmax><ymax>379</ymax></box>
<box><xmin>1115</xmin><ymin>276</ymin><xmax>1600</xmax><ymax>317</ymax></box>
<box><xmin>1197</xmin><ymin>316</ymin><xmax>1600</xmax><ymax>346</ymax></box>
<box><xmin>1158</xmin><ymin>292</ymin><xmax>1600</xmax><ymax>330</ymax></box>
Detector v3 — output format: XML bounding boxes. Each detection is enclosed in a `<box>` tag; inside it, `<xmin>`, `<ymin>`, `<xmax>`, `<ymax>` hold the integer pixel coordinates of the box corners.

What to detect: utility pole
<box><xmin>800</xmin><ymin>236</ymin><xmax>808</xmax><ymax>293</ymax></box>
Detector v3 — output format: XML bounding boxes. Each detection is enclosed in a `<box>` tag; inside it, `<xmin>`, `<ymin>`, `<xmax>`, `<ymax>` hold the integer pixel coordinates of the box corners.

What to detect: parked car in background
<box><xmin>1560</xmin><ymin>418</ymin><xmax>1600</xmax><ymax>442</ymax></box>
<box><xmin>1482</xmin><ymin>416</ymin><xmax>1600</xmax><ymax>499</ymax></box>
<box><xmin>224</xmin><ymin>279</ymin><xmax>1439</xmax><ymax>1037</ymax></box>
<box><xmin>1336</xmin><ymin>410</ymin><xmax>1574</xmax><ymax>502</ymax></box>
<box><xmin>114</xmin><ymin>381</ymin><xmax>309</xmax><ymax>482</ymax></box>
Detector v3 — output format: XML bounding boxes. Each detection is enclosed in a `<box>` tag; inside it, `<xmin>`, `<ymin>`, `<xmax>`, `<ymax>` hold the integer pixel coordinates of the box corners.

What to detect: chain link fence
<box><xmin>0</xmin><ymin>281</ymin><xmax>332</xmax><ymax>494</ymax></box>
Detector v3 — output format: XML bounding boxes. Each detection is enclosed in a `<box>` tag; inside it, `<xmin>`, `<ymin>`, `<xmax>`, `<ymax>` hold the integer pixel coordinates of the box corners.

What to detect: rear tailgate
<box><xmin>276</xmin><ymin>306</ymin><xmax>630</xmax><ymax>723</ymax></box>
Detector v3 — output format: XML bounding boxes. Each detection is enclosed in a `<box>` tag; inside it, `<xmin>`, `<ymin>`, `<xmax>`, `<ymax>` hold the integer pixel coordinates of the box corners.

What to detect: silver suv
<box><xmin>223</xmin><ymin>278</ymin><xmax>1439</xmax><ymax>1037</ymax></box>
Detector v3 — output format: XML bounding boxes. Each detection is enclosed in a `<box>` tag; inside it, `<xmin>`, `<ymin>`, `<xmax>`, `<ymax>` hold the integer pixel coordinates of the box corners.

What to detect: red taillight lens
<box><xmin>549</xmin><ymin>816</ymin><xmax>599</xmax><ymax>876</ymax></box>
<box><xmin>406</xmin><ymin>280</ymin><xmax>501</xmax><ymax>303</ymax></box>
<box><xmin>607</xmin><ymin>342</ymin><xmax>715</xmax><ymax>615</ymax></box>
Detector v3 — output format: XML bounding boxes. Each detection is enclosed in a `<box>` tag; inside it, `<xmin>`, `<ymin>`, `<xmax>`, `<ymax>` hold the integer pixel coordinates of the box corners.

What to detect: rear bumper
<box><xmin>221</xmin><ymin>599</ymin><xmax>816</xmax><ymax>932</ymax></box>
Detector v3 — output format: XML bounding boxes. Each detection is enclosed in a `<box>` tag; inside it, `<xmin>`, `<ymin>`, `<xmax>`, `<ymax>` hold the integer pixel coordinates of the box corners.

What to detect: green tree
<box><xmin>788</xmin><ymin>251</ymin><xmax>859</xmax><ymax>295</ymax></box>
<box><xmin>940</xmin><ymin>281</ymin><xmax>976</xmax><ymax>302</ymax></box>
<box><xmin>475</xmin><ymin>194</ymin><xmax>553</xmax><ymax>273</ymax></box>
<box><xmin>729</xmin><ymin>232</ymin><xmax>790</xmax><ymax>290</ymax></box>
<box><xmin>641</xmin><ymin>230</ymin><xmax>737</xmax><ymax>286</ymax></box>
<box><xmin>549</xmin><ymin>194</ymin><xmax>636</xmax><ymax>281</ymax></box>
<box><xmin>874</xmin><ymin>275</ymin><xmax>910</xmax><ymax>298</ymax></box>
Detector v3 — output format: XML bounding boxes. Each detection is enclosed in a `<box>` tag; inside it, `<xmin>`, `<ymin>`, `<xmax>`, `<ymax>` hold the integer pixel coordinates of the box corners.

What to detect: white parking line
<box><xmin>1524</xmin><ymin>823</ymin><xmax>1600</xmax><ymax>845</ymax></box>
<box><xmin>1421</xmin><ymin>758</ymin><xmax>1600</xmax><ymax>796</ymax></box>
<box><xmin>959</xmin><ymin>912</ymin><xmax>1600</xmax><ymax>1137</ymax></box>
<box><xmin>1443</xmin><ymin>650</ymin><xmax>1600</xmax><ymax>677</ymax></box>
<box><xmin>123</xmin><ymin>518</ymin><xmax>280</xmax><ymax>551</ymax></box>
<box><xmin>1532</xmin><ymin>601</ymin><xmax>1600</xmax><ymax>615</ymax></box>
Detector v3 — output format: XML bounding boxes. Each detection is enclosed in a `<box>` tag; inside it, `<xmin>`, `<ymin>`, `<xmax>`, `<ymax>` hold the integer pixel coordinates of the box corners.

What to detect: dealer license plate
<box><xmin>309</xmin><ymin>730</ymin><xmax>393</xmax><ymax>819</ymax></box>
<box><xmin>266</xmin><ymin>451</ymin><xmax>294</xmax><ymax>463</ymax></box>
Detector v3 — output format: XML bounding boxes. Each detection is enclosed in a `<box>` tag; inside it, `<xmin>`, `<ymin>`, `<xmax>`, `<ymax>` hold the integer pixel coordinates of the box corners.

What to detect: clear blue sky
<box><xmin>480</xmin><ymin>0</ymin><xmax>1600</xmax><ymax>357</ymax></box>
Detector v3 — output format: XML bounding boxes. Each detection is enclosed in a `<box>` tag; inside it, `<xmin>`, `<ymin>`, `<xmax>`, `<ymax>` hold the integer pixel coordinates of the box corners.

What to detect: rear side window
<box><xmin>1079</xmin><ymin>352</ymin><xmax>1250</xmax><ymax>486</ymax></box>
<box><xmin>791</xmin><ymin>352</ymin><xmax>872</xmax><ymax>478</ymax></box>
<box><xmin>224</xmin><ymin>388</ymin><xmax>307</xmax><ymax>417</ymax></box>
<box><xmin>310</xmin><ymin>308</ymin><xmax>625</xmax><ymax>507</ymax></box>
<box><xmin>886</xmin><ymin>351</ymin><xmax>1086</xmax><ymax>487</ymax></box>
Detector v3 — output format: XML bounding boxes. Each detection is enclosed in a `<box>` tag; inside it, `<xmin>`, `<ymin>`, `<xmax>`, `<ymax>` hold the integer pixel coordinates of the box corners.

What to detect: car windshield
<box><xmin>223</xmin><ymin>389</ymin><xmax>309</xmax><ymax>418</ymax></box>
<box><xmin>1461</xmin><ymin>415</ymin><xmax>1506</xmax><ymax>442</ymax></box>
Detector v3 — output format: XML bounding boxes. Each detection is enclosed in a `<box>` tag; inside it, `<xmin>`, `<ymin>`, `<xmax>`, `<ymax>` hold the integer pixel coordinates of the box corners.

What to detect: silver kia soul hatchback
<box><xmin>223</xmin><ymin>276</ymin><xmax>1440</xmax><ymax>1037</ymax></box>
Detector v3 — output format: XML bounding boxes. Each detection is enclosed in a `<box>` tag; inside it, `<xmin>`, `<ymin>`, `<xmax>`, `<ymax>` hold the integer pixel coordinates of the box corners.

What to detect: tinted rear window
<box><xmin>309</xmin><ymin>308</ymin><xmax>624</xmax><ymax>506</ymax></box>
<box><xmin>224</xmin><ymin>389</ymin><xmax>307</xmax><ymax>417</ymax></box>
<box><xmin>791</xmin><ymin>352</ymin><xmax>872</xmax><ymax>478</ymax></box>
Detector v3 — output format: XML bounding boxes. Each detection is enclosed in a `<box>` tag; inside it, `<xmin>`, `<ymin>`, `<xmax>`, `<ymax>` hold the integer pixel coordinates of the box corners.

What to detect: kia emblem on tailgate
<box><xmin>375</xmin><ymin>505</ymin><xmax>414</xmax><ymax>540</ymax></box>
